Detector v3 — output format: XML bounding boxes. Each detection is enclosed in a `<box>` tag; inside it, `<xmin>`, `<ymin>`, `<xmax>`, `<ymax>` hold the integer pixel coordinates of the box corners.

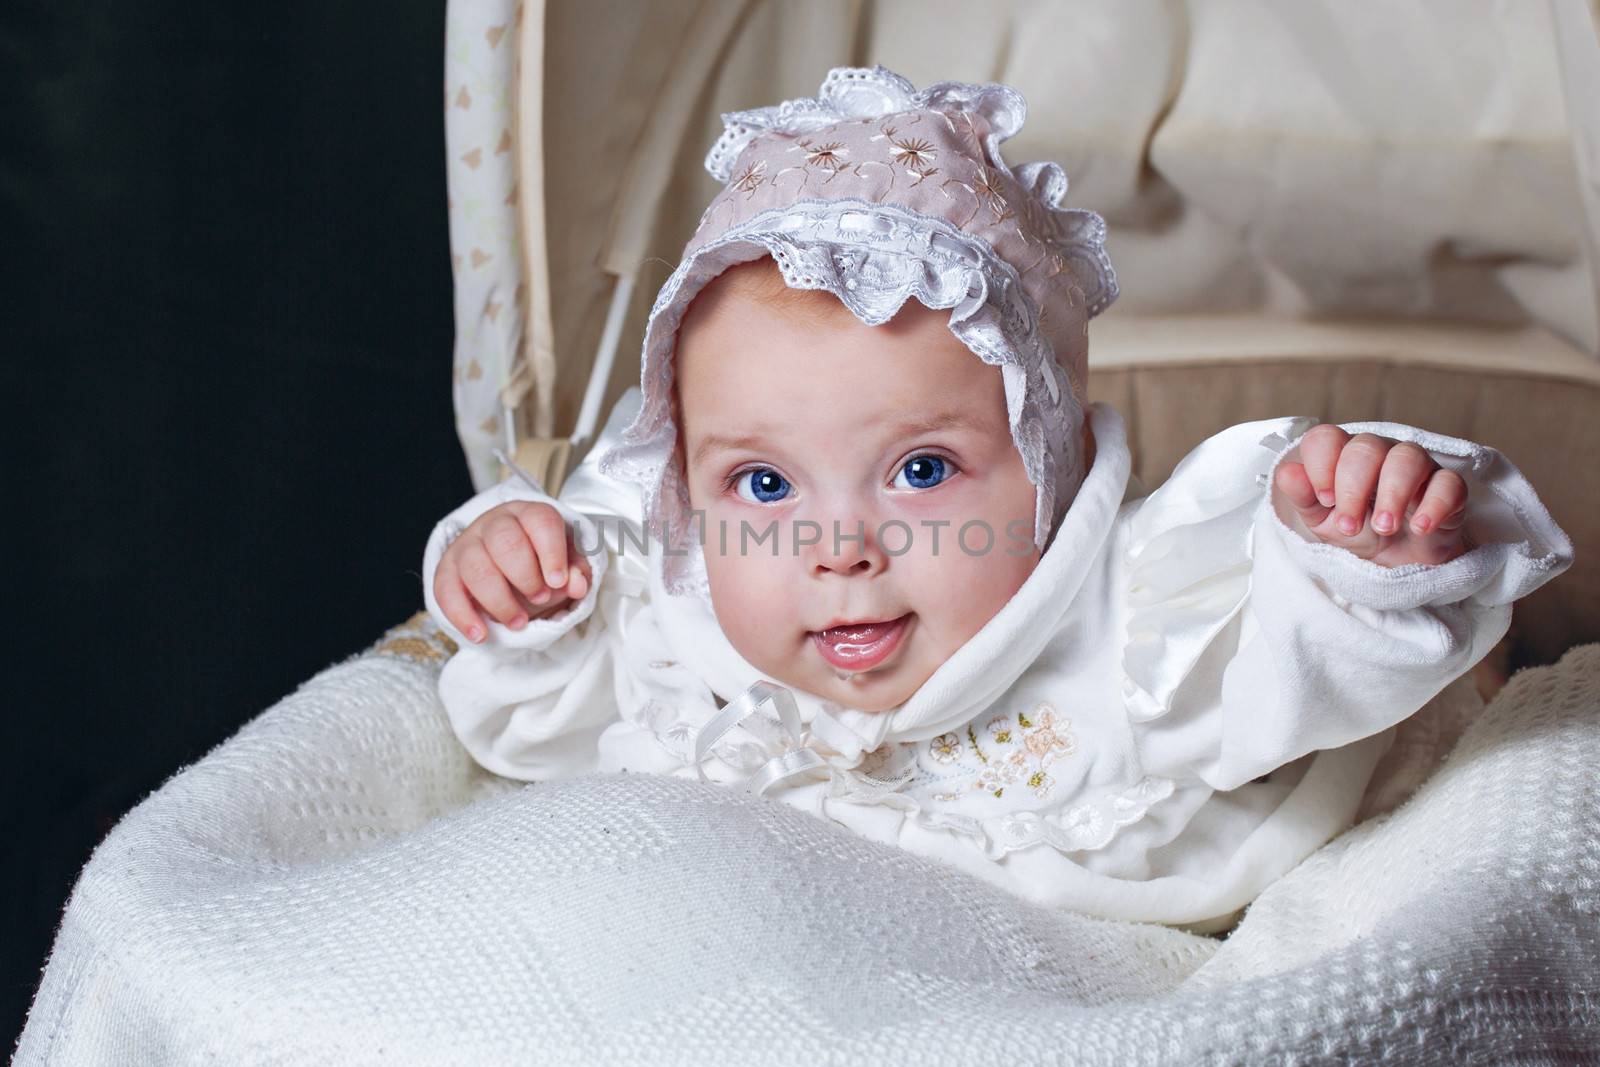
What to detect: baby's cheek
<box><xmin>703</xmin><ymin>547</ymin><xmax>795</xmax><ymax>661</ymax></box>
<box><xmin>912</xmin><ymin>538</ymin><xmax>1036</xmax><ymax>644</ymax></box>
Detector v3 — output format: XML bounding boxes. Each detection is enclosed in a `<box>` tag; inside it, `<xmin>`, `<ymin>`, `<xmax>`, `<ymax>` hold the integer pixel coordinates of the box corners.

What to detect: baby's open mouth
<box><xmin>809</xmin><ymin>614</ymin><xmax>913</xmax><ymax>673</ymax></box>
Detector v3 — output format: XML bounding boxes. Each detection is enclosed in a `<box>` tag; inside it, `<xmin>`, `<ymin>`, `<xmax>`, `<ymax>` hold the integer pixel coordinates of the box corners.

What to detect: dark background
<box><xmin>5</xmin><ymin>1</ymin><xmax>470</xmax><ymax>1046</ymax></box>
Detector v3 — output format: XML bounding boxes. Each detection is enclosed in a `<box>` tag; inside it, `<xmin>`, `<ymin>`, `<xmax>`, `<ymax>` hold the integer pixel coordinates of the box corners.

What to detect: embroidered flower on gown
<box><xmin>929</xmin><ymin>732</ymin><xmax>962</xmax><ymax>763</ymax></box>
<box><xmin>921</xmin><ymin>702</ymin><xmax>1078</xmax><ymax>800</ymax></box>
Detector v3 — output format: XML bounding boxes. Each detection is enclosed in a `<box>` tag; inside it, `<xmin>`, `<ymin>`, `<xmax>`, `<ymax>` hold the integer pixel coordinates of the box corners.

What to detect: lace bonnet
<box><xmin>598</xmin><ymin>65</ymin><xmax>1118</xmax><ymax>596</ymax></box>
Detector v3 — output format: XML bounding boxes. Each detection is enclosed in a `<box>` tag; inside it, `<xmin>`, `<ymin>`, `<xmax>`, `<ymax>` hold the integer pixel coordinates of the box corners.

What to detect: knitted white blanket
<box><xmin>15</xmin><ymin>618</ymin><xmax>1599</xmax><ymax>1064</ymax></box>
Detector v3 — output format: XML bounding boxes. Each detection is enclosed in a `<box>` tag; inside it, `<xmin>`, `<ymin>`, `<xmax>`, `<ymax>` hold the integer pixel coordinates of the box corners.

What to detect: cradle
<box><xmin>16</xmin><ymin>1</ymin><xmax>1600</xmax><ymax>1062</ymax></box>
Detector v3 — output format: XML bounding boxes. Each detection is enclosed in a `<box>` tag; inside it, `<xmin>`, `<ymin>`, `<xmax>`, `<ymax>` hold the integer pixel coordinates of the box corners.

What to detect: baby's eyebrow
<box><xmin>690</xmin><ymin>409</ymin><xmax>983</xmax><ymax>467</ymax></box>
<box><xmin>887</xmin><ymin>409</ymin><xmax>988</xmax><ymax>439</ymax></box>
<box><xmin>692</xmin><ymin>431</ymin><xmax>769</xmax><ymax>467</ymax></box>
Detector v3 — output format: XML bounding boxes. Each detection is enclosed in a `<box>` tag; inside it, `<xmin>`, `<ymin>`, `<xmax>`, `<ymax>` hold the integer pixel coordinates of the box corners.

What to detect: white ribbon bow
<box><xmin>691</xmin><ymin>680</ymin><xmax>834</xmax><ymax>796</ymax></box>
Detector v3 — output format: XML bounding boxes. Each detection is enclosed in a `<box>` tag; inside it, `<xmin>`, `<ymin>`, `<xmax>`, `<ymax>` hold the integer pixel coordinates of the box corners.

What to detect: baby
<box><xmin>422</xmin><ymin>67</ymin><xmax>1573</xmax><ymax>933</ymax></box>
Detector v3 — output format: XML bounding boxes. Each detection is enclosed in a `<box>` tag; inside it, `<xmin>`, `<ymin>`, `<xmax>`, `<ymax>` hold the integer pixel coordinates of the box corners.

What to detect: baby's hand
<box><xmin>433</xmin><ymin>501</ymin><xmax>593</xmax><ymax>643</ymax></box>
<box><xmin>1273</xmin><ymin>425</ymin><xmax>1469</xmax><ymax>568</ymax></box>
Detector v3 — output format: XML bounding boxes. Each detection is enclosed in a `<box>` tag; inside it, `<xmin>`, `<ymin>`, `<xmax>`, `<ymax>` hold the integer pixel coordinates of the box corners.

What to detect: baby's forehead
<box><xmin>692</xmin><ymin>257</ymin><xmax>857</xmax><ymax>323</ymax></box>
<box><xmin>674</xmin><ymin>361</ymin><xmax>1011</xmax><ymax>455</ymax></box>
<box><xmin>673</xmin><ymin>257</ymin><xmax>1013</xmax><ymax>426</ymax></box>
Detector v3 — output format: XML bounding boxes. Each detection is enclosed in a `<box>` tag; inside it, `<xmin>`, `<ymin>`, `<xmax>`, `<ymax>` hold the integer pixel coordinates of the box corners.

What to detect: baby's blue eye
<box><xmin>894</xmin><ymin>454</ymin><xmax>951</xmax><ymax>490</ymax></box>
<box><xmin>734</xmin><ymin>467</ymin><xmax>791</xmax><ymax>504</ymax></box>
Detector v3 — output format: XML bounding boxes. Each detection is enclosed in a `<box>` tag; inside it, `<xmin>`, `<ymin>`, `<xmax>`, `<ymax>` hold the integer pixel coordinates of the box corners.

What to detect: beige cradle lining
<box><xmin>514</xmin><ymin>0</ymin><xmax>1600</xmax><ymax>441</ymax></box>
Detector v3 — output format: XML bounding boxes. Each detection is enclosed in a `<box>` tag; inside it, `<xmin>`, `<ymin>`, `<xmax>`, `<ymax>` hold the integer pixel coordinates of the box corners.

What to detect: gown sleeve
<box><xmin>1119</xmin><ymin>416</ymin><xmax>1575</xmax><ymax>793</ymax></box>
<box><xmin>420</xmin><ymin>388</ymin><xmax>649</xmax><ymax>782</ymax></box>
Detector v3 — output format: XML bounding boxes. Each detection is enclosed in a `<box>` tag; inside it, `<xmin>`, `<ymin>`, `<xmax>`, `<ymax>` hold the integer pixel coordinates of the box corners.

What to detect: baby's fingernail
<box><xmin>533</xmin><ymin>589</ymin><xmax>551</xmax><ymax>604</ymax></box>
<box><xmin>468</xmin><ymin>625</ymin><xmax>484</xmax><ymax>642</ymax></box>
<box><xmin>508</xmin><ymin>614</ymin><xmax>527</xmax><ymax>630</ymax></box>
<box><xmin>1373</xmin><ymin>511</ymin><xmax>1395</xmax><ymax>534</ymax></box>
<box><xmin>1316</xmin><ymin>489</ymin><xmax>1335</xmax><ymax>507</ymax></box>
<box><xmin>1337</xmin><ymin>515</ymin><xmax>1359</xmax><ymax>536</ymax></box>
<box><xmin>547</xmin><ymin>569</ymin><xmax>565</xmax><ymax>586</ymax></box>
<box><xmin>1412</xmin><ymin>514</ymin><xmax>1433</xmax><ymax>534</ymax></box>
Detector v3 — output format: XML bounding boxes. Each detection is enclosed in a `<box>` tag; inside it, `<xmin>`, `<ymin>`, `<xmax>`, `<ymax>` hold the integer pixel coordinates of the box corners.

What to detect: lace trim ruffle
<box><xmin>597</xmin><ymin>198</ymin><xmax>1086</xmax><ymax>598</ymax></box>
<box><xmin>828</xmin><ymin>746</ymin><xmax>1175</xmax><ymax>861</ymax></box>
<box><xmin>703</xmin><ymin>65</ymin><xmax>1116</xmax><ymax>318</ymax></box>
<box><xmin>650</xmin><ymin>700</ymin><xmax>1174</xmax><ymax>863</ymax></box>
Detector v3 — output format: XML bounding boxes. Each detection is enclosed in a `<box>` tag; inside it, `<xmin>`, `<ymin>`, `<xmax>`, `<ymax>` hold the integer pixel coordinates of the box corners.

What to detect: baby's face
<box><xmin>675</xmin><ymin>262</ymin><xmax>1041</xmax><ymax>713</ymax></box>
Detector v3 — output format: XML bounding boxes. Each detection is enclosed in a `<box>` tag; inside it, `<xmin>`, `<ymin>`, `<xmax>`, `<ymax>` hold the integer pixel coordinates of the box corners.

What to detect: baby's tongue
<box><xmin>812</xmin><ymin>615</ymin><xmax>911</xmax><ymax>672</ymax></box>
<box><xmin>819</xmin><ymin>621</ymin><xmax>894</xmax><ymax>642</ymax></box>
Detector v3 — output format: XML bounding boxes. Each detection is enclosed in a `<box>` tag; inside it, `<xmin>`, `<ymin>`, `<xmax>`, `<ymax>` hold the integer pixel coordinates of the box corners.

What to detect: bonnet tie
<box><xmin>690</xmin><ymin>679</ymin><xmax>925</xmax><ymax>802</ymax></box>
<box><xmin>691</xmin><ymin>680</ymin><xmax>830</xmax><ymax>796</ymax></box>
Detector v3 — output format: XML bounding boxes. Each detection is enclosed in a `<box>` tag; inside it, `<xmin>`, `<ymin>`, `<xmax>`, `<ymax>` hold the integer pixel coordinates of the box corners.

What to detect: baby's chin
<box><xmin>740</xmin><ymin>665</ymin><xmax>910</xmax><ymax>715</ymax></box>
<box><xmin>818</xmin><ymin>674</ymin><xmax>918</xmax><ymax>714</ymax></box>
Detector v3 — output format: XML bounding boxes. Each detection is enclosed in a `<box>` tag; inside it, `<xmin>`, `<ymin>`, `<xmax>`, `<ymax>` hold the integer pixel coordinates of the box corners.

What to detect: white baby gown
<box><xmin>421</xmin><ymin>386</ymin><xmax>1572</xmax><ymax>931</ymax></box>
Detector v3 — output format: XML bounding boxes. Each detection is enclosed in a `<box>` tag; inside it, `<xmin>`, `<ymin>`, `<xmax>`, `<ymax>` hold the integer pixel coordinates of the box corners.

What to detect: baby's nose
<box><xmin>805</xmin><ymin>516</ymin><xmax>889</xmax><ymax>577</ymax></box>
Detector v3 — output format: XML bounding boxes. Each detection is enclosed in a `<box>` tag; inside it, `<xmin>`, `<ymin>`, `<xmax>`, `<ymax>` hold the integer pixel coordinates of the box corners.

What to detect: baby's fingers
<box><xmin>1273</xmin><ymin>461</ymin><xmax>1330</xmax><ymax>528</ymax></box>
<box><xmin>1409</xmin><ymin>468</ymin><xmax>1468</xmax><ymax>535</ymax></box>
<box><xmin>1296</xmin><ymin>424</ymin><xmax>1350</xmax><ymax>508</ymax></box>
<box><xmin>562</xmin><ymin>548</ymin><xmax>593</xmax><ymax>601</ymax></box>
<box><xmin>456</xmin><ymin>539</ymin><xmax>534</xmax><ymax>631</ymax></box>
<box><xmin>1372</xmin><ymin>442</ymin><xmax>1434</xmax><ymax>536</ymax></box>
<box><xmin>530</xmin><ymin>536</ymin><xmax>594</xmax><ymax>616</ymax></box>
<box><xmin>1332</xmin><ymin>433</ymin><xmax>1392</xmax><ymax>536</ymax></box>
<box><xmin>432</xmin><ymin>560</ymin><xmax>488</xmax><ymax>643</ymax></box>
<box><xmin>517</xmin><ymin>506</ymin><xmax>573</xmax><ymax>592</ymax></box>
<box><xmin>482</xmin><ymin>511</ymin><xmax>551</xmax><ymax>607</ymax></box>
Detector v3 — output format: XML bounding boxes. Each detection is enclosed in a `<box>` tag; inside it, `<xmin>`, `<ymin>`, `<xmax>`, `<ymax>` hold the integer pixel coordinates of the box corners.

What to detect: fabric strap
<box><xmin>692</xmin><ymin>680</ymin><xmax>829</xmax><ymax>796</ymax></box>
